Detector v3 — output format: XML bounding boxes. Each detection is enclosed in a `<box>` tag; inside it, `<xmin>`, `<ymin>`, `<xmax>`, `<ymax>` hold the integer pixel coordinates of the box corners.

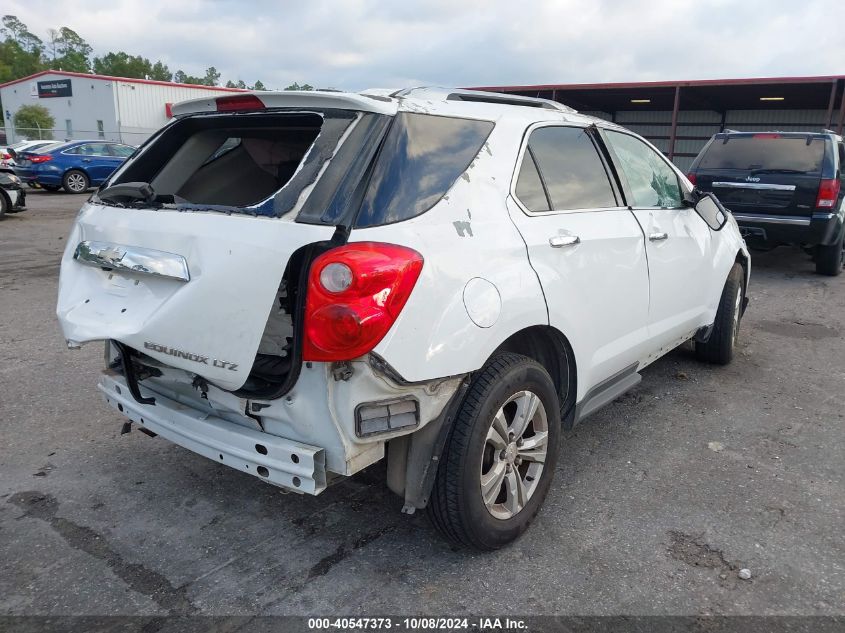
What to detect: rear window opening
<box><xmin>699</xmin><ymin>135</ymin><xmax>826</xmax><ymax>173</ymax></box>
<box><xmin>104</xmin><ymin>112</ymin><xmax>346</xmax><ymax>214</ymax></box>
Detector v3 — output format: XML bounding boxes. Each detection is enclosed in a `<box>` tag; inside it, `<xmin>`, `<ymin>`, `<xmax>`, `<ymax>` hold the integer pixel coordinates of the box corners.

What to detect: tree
<box><xmin>13</xmin><ymin>104</ymin><xmax>55</xmax><ymax>140</ymax></box>
<box><xmin>2</xmin><ymin>15</ymin><xmax>42</xmax><ymax>53</ymax></box>
<box><xmin>54</xmin><ymin>27</ymin><xmax>91</xmax><ymax>72</ymax></box>
<box><xmin>284</xmin><ymin>82</ymin><xmax>313</xmax><ymax>91</ymax></box>
<box><xmin>0</xmin><ymin>15</ymin><xmax>44</xmax><ymax>83</ymax></box>
<box><xmin>202</xmin><ymin>66</ymin><xmax>220</xmax><ymax>86</ymax></box>
<box><xmin>92</xmin><ymin>51</ymin><xmax>170</xmax><ymax>80</ymax></box>
<box><xmin>252</xmin><ymin>80</ymin><xmax>266</xmax><ymax>90</ymax></box>
<box><xmin>149</xmin><ymin>60</ymin><xmax>171</xmax><ymax>81</ymax></box>
<box><xmin>174</xmin><ymin>69</ymin><xmax>205</xmax><ymax>85</ymax></box>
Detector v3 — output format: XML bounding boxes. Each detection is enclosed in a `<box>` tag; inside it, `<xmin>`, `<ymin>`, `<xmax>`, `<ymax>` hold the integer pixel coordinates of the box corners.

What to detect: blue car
<box><xmin>14</xmin><ymin>140</ymin><xmax>136</xmax><ymax>193</ymax></box>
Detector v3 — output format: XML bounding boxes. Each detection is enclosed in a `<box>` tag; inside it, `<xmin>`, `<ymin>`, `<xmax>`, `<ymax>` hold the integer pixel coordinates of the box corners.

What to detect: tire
<box><xmin>427</xmin><ymin>353</ymin><xmax>561</xmax><ymax>550</ymax></box>
<box><xmin>695</xmin><ymin>263</ymin><xmax>744</xmax><ymax>365</ymax></box>
<box><xmin>0</xmin><ymin>192</ymin><xmax>7</xmax><ymax>220</ymax></box>
<box><xmin>62</xmin><ymin>170</ymin><xmax>89</xmax><ymax>194</ymax></box>
<box><xmin>42</xmin><ymin>184</ymin><xmax>61</xmax><ymax>192</ymax></box>
<box><xmin>815</xmin><ymin>229</ymin><xmax>844</xmax><ymax>276</ymax></box>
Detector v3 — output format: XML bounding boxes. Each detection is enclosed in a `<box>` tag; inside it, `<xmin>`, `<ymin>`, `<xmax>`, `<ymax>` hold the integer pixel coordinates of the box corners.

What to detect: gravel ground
<box><xmin>0</xmin><ymin>190</ymin><xmax>843</xmax><ymax>617</ymax></box>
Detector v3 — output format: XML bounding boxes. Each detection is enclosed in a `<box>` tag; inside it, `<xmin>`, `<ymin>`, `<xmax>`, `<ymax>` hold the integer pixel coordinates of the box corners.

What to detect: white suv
<box><xmin>57</xmin><ymin>88</ymin><xmax>750</xmax><ymax>549</ymax></box>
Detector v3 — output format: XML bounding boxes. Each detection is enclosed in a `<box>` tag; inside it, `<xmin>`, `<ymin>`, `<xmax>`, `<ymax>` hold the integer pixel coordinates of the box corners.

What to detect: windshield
<box><xmin>699</xmin><ymin>135</ymin><xmax>825</xmax><ymax>173</ymax></box>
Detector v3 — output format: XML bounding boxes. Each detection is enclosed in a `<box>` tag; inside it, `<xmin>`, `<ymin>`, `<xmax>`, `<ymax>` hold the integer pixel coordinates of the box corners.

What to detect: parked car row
<box><xmin>12</xmin><ymin>140</ymin><xmax>135</xmax><ymax>193</ymax></box>
<box><xmin>56</xmin><ymin>88</ymin><xmax>752</xmax><ymax>550</ymax></box>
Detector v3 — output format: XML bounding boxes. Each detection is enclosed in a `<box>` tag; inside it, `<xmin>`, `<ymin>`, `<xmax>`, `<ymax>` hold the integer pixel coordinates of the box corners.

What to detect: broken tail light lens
<box><xmin>216</xmin><ymin>94</ymin><xmax>266</xmax><ymax>112</ymax></box>
<box><xmin>29</xmin><ymin>155</ymin><xmax>53</xmax><ymax>163</ymax></box>
<box><xmin>816</xmin><ymin>179</ymin><xmax>841</xmax><ymax>209</ymax></box>
<box><xmin>303</xmin><ymin>242</ymin><xmax>424</xmax><ymax>362</ymax></box>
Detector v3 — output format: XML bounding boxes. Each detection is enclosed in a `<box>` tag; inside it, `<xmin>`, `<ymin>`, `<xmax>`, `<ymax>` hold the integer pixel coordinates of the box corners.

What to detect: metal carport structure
<box><xmin>470</xmin><ymin>75</ymin><xmax>845</xmax><ymax>171</ymax></box>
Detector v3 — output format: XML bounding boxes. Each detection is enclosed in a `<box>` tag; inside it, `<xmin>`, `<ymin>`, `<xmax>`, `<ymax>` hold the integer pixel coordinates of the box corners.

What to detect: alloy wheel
<box><xmin>67</xmin><ymin>173</ymin><xmax>86</xmax><ymax>192</ymax></box>
<box><xmin>480</xmin><ymin>390</ymin><xmax>548</xmax><ymax>520</ymax></box>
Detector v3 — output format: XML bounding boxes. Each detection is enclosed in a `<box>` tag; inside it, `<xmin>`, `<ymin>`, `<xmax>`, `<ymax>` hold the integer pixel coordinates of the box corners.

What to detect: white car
<box><xmin>1</xmin><ymin>139</ymin><xmax>57</xmax><ymax>168</ymax></box>
<box><xmin>56</xmin><ymin>88</ymin><xmax>750</xmax><ymax>549</ymax></box>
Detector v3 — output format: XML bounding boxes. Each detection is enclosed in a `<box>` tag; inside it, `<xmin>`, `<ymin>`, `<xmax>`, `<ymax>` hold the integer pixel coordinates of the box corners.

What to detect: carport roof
<box><xmin>470</xmin><ymin>75</ymin><xmax>845</xmax><ymax>113</ymax></box>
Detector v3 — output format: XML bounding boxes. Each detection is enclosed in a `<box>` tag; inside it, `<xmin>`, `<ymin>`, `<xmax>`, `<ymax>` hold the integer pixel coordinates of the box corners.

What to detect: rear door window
<box><xmin>605</xmin><ymin>130</ymin><xmax>682</xmax><ymax>208</ymax></box>
<box><xmin>514</xmin><ymin>149</ymin><xmax>551</xmax><ymax>212</ymax></box>
<box><xmin>354</xmin><ymin>113</ymin><xmax>494</xmax><ymax>227</ymax></box>
<box><xmin>518</xmin><ymin>126</ymin><xmax>617</xmax><ymax>211</ymax></box>
<box><xmin>699</xmin><ymin>135</ymin><xmax>826</xmax><ymax>173</ymax></box>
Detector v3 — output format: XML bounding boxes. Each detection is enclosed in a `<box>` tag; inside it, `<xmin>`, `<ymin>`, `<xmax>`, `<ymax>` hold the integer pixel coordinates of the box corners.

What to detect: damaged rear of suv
<box><xmin>58</xmin><ymin>90</ymin><xmax>497</xmax><ymax>505</ymax></box>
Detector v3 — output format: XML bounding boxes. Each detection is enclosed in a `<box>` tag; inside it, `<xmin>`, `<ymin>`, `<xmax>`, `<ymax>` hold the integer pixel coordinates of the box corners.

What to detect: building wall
<box><xmin>1</xmin><ymin>72</ymin><xmax>118</xmax><ymax>144</ymax></box>
<box><xmin>2</xmin><ymin>72</ymin><xmax>243</xmax><ymax>146</ymax></box>
<box><xmin>113</xmin><ymin>81</ymin><xmax>239</xmax><ymax>145</ymax></box>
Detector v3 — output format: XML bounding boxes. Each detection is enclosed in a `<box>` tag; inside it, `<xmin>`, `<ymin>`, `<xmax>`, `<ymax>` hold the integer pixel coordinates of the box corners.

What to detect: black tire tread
<box><xmin>695</xmin><ymin>263</ymin><xmax>743</xmax><ymax>365</ymax></box>
<box><xmin>815</xmin><ymin>229</ymin><xmax>844</xmax><ymax>276</ymax></box>
<box><xmin>427</xmin><ymin>352</ymin><xmax>555</xmax><ymax>549</ymax></box>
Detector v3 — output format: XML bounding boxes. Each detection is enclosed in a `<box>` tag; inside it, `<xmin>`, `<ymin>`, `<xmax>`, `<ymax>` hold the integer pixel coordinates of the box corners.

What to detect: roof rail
<box><xmin>394</xmin><ymin>87</ymin><xmax>576</xmax><ymax>113</ymax></box>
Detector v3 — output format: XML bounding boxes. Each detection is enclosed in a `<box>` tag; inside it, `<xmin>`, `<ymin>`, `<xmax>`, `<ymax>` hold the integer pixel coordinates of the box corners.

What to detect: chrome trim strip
<box><xmin>74</xmin><ymin>240</ymin><xmax>190</xmax><ymax>282</ymax></box>
<box><xmin>712</xmin><ymin>181</ymin><xmax>796</xmax><ymax>191</ymax></box>
<box><xmin>732</xmin><ymin>214</ymin><xmax>810</xmax><ymax>226</ymax></box>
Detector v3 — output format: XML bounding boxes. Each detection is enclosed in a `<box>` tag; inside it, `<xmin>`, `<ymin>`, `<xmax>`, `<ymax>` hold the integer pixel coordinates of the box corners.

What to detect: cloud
<box><xmin>4</xmin><ymin>0</ymin><xmax>844</xmax><ymax>90</ymax></box>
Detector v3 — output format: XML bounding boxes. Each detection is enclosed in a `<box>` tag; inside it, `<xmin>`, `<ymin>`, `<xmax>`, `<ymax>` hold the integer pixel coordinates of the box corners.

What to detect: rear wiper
<box><xmin>749</xmin><ymin>168</ymin><xmax>807</xmax><ymax>175</ymax></box>
<box><xmin>99</xmin><ymin>182</ymin><xmax>156</xmax><ymax>204</ymax></box>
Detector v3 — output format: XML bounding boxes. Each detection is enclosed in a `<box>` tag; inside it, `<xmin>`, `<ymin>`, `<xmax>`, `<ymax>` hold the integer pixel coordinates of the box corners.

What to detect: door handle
<box><xmin>549</xmin><ymin>235</ymin><xmax>580</xmax><ymax>248</ymax></box>
<box><xmin>649</xmin><ymin>232</ymin><xmax>669</xmax><ymax>242</ymax></box>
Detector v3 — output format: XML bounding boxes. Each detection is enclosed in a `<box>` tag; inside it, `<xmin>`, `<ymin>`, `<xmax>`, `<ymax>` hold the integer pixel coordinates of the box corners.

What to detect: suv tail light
<box><xmin>29</xmin><ymin>155</ymin><xmax>53</xmax><ymax>163</ymax></box>
<box><xmin>216</xmin><ymin>94</ymin><xmax>265</xmax><ymax>112</ymax></box>
<box><xmin>686</xmin><ymin>172</ymin><xmax>697</xmax><ymax>186</ymax></box>
<box><xmin>303</xmin><ymin>242</ymin><xmax>424</xmax><ymax>362</ymax></box>
<box><xmin>816</xmin><ymin>179</ymin><xmax>841</xmax><ymax>209</ymax></box>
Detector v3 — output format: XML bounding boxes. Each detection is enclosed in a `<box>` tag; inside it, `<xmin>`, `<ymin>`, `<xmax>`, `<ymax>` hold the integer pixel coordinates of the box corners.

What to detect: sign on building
<box><xmin>37</xmin><ymin>80</ymin><xmax>73</xmax><ymax>98</ymax></box>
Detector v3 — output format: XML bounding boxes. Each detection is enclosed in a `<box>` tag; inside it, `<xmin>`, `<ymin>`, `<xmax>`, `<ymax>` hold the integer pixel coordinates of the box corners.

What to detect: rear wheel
<box><xmin>815</xmin><ymin>229</ymin><xmax>844</xmax><ymax>276</ymax></box>
<box><xmin>696</xmin><ymin>263</ymin><xmax>744</xmax><ymax>365</ymax></box>
<box><xmin>427</xmin><ymin>353</ymin><xmax>561</xmax><ymax>550</ymax></box>
<box><xmin>62</xmin><ymin>170</ymin><xmax>89</xmax><ymax>194</ymax></box>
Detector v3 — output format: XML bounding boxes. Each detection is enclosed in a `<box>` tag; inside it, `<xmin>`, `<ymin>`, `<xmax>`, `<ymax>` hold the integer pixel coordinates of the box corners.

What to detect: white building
<box><xmin>0</xmin><ymin>70</ymin><xmax>245</xmax><ymax>146</ymax></box>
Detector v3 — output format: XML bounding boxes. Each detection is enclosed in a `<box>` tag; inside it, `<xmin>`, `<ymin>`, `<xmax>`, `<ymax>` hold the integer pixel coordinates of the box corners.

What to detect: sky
<box><xmin>5</xmin><ymin>0</ymin><xmax>845</xmax><ymax>90</ymax></box>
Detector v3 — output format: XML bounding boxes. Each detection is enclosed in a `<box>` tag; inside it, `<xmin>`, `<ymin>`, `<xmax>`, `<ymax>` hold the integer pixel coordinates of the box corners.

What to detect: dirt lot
<box><xmin>1</xmin><ymin>190</ymin><xmax>843</xmax><ymax>617</ymax></box>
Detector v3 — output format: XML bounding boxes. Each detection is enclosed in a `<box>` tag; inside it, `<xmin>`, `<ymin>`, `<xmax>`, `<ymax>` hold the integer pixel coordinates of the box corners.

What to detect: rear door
<box><xmin>506</xmin><ymin>124</ymin><xmax>650</xmax><ymax>391</ymax></box>
<box><xmin>694</xmin><ymin>134</ymin><xmax>826</xmax><ymax>221</ymax></box>
<box><xmin>67</xmin><ymin>143</ymin><xmax>119</xmax><ymax>182</ymax></box>
<box><xmin>603</xmin><ymin>129</ymin><xmax>714</xmax><ymax>348</ymax></box>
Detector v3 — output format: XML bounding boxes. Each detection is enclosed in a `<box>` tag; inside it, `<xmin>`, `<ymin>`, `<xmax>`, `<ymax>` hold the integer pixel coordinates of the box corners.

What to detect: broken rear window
<box><xmin>354</xmin><ymin>113</ymin><xmax>495</xmax><ymax>227</ymax></box>
<box><xmin>104</xmin><ymin>111</ymin><xmax>358</xmax><ymax>216</ymax></box>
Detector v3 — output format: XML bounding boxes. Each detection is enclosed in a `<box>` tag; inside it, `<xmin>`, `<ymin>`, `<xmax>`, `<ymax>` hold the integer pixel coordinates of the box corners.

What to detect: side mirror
<box><xmin>694</xmin><ymin>192</ymin><xmax>729</xmax><ymax>231</ymax></box>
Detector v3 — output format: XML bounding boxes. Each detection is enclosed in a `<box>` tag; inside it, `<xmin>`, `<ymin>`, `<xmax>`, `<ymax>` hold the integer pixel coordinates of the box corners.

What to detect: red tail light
<box><xmin>216</xmin><ymin>94</ymin><xmax>265</xmax><ymax>112</ymax></box>
<box><xmin>0</xmin><ymin>152</ymin><xmax>10</xmax><ymax>160</ymax></box>
<box><xmin>686</xmin><ymin>172</ymin><xmax>697</xmax><ymax>186</ymax></box>
<box><xmin>29</xmin><ymin>155</ymin><xmax>53</xmax><ymax>163</ymax></box>
<box><xmin>303</xmin><ymin>242</ymin><xmax>424</xmax><ymax>361</ymax></box>
<box><xmin>816</xmin><ymin>179</ymin><xmax>841</xmax><ymax>209</ymax></box>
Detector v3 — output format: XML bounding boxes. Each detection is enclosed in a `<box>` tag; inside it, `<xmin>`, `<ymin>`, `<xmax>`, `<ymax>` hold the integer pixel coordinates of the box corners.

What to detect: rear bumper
<box><xmin>98</xmin><ymin>372</ymin><xmax>327</xmax><ymax>494</ymax></box>
<box><xmin>733</xmin><ymin>210</ymin><xmax>843</xmax><ymax>246</ymax></box>
<box><xmin>15</xmin><ymin>166</ymin><xmax>62</xmax><ymax>186</ymax></box>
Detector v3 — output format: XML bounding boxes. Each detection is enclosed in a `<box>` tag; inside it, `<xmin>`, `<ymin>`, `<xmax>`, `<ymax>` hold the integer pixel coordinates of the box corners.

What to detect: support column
<box><xmin>824</xmin><ymin>79</ymin><xmax>837</xmax><ymax>129</ymax></box>
<box><xmin>838</xmin><ymin>80</ymin><xmax>845</xmax><ymax>135</ymax></box>
<box><xmin>668</xmin><ymin>85</ymin><xmax>681</xmax><ymax>161</ymax></box>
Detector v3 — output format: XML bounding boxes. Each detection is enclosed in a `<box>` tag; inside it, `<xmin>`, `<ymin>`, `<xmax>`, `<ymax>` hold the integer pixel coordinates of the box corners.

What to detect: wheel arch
<box><xmin>489</xmin><ymin>325</ymin><xmax>577</xmax><ymax>428</ymax></box>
